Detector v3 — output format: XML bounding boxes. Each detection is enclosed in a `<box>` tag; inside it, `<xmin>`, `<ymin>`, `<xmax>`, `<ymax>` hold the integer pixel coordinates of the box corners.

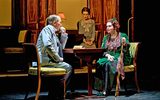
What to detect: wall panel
<box><xmin>56</xmin><ymin>0</ymin><xmax>87</xmax><ymax>30</ymax></box>
<box><xmin>0</xmin><ymin>0</ymin><xmax>11</xmax><ymax>28</ymax></box>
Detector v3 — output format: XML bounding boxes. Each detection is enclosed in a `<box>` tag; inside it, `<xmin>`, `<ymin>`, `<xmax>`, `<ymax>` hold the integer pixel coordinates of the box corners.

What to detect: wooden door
<box><xmin>26</xmin><ymin>0</ymin><xmax>39</xmax><ymax>43</ymax></box>
<box><xmin>24</xmin><ymin>0</ymin><xmax>56</xmax><ymax>44</ymax></box>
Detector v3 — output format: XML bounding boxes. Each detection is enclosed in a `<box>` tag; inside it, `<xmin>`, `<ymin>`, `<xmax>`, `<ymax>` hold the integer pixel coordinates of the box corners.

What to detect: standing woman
<box><xmin>78</xmin><ymin>7</ymin><xmax>96</xmax><ymax>48</ymax></box>
<box><xmin>94</xmin><ymin>18</ymin><xmax>131</xmax><ymax>96</ymax></box>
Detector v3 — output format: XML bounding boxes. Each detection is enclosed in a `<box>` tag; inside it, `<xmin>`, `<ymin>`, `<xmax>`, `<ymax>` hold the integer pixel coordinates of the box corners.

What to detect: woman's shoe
<box><xmin>102</xmin><ymin>91</ymin><xmax>106</xmax><ymax>96</ymax></box>
<box><xmin>96</xmin><ymin>91</ymin><xmax>106</xmax><ymax>96</ymax></box>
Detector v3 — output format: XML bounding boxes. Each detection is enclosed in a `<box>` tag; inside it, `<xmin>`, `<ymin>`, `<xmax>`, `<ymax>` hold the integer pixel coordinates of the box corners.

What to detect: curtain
<box><xmin>89</xmin><ymin>0</ymin><xmax>119</xmax><ymax>47</ymax></box>
<box><xmin>90</xmin><ymin>0</ymin><xmax>119</xmax><ymax>25</ymax></box>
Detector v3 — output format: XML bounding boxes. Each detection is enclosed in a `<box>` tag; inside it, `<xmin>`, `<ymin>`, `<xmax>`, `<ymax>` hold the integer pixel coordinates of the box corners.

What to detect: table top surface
<box><xmin>63</xmin><ymin>48</ymin><xmax>105</xmax><ymax>54</ymax></box>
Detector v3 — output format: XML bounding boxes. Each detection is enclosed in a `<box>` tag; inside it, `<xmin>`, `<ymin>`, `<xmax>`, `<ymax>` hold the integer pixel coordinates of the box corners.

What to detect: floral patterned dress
<box><xmin>94</xmin><ymin>32</ymin><xmax>131</xmax><ymax>92</ymax></box>
<box><xmin>78</xmin><ymin>19</ymin><xmax>96</xmax><ymax>48</ymax></box>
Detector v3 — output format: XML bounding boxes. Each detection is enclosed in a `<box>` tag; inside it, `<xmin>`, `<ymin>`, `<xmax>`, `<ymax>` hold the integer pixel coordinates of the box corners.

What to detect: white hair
<box><xmin>46</xmin><ymin>14</ymin><xmax>61</xmax><ymax>25</ymax></box>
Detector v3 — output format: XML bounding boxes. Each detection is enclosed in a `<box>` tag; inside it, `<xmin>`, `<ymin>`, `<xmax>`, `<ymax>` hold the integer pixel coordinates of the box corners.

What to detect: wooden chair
<box><xmin>0</xmin><ymin>30</ymin><xmax>31</xmax><ymax>77</ymax></box>
<box><xmin>18</xmin><ymin>30</ymin><xmax>31</xmax><ymax>44</ymax></box>
<box><xmin>115</xmin><ymin>42</ymin><xmax>140</xmax><ymax>96</ymax></box>
<box><xmin>23</xmin><ymin>43</ymin><xmax>71</xmax><ymax>100</ymax></box>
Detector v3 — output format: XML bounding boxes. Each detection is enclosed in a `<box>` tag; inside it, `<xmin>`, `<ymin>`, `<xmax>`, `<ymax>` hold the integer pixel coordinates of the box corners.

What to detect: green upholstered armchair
<box><xmin>115</xmin><ymin>42</ymin><xmax>141</xmax><ymax>96</ymax></box>
<box><xmin>123</xmin><ymin>42</ymin><xmax>141</xmax><ymax>93</ymax></box>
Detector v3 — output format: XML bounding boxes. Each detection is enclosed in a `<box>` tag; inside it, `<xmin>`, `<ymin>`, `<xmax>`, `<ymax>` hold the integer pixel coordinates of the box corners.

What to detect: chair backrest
<box><xmin>18</xmin><ymin>30</ymin><xmax>31</xmax><ymax>44</ymax></box>
<box><xmin>23</xmin><ymin>43</ymin><xmax>42</xmax><ymax>100</ymax></box>
<box><xmin>0</xmin><ymin>31</ymin><xmax>31</xmax><ymax>76</ymax></box>
<box><xmin>23</xmin><ymin>43</ymin><xmax>40</xmax><ymax>68</ymax></box>
<box><xmin>129</xmin><ymin>42</ymin><xmax>140</xmax><ymax>59</ymax></box>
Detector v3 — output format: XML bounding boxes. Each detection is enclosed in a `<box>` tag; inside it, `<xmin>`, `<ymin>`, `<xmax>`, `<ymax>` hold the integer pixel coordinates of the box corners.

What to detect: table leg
<box><xmin>87</xmin><ymin>63</ymin><xmax>92</xmax><ymax>96</ymax></box>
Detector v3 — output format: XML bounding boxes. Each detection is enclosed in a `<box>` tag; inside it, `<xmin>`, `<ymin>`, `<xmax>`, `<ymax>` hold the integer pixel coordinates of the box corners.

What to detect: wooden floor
<box><xmin>0</xmin><ymin>89</ymin><xmax>160</xmax><ymax>100</ymax></box>
<box><xmin>0</xmin><ymin>76</ymin><xmax>160</xmax><ymax>100</ymax></box>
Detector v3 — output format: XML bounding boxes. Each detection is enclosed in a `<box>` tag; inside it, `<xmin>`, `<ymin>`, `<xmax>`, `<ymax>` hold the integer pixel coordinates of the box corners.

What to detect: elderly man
<box><xmin>36</xmin><ymin>14</ymin><xmax>72</xmax><ymax>99</ymax></box>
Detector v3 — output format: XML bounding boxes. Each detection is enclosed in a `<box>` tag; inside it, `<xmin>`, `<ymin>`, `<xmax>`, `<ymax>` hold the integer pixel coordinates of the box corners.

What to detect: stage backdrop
<box><xmin>0</xmin><ymin>0</ymin><xmax>11</xmax><ymax>27</ymax></box>
<box><xmin>56</xmin><ymin>0</ymin><xmax>87</xmax><ymax>30</ymax></box>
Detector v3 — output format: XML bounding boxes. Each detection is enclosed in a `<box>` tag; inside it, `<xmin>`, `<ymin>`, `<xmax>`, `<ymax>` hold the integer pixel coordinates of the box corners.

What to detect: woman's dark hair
<box><xmin>81</xmin><ymin>7</ymin><xmax>90</xmax><ymax>14</ymax></box>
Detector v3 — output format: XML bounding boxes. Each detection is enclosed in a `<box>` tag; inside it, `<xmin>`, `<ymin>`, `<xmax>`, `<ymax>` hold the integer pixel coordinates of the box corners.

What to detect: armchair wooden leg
<box><xmin>123</xmin><ymin>78</ymin><xmax>128</xmax><ymax>95</ymax></box>
<box><xmin>63</xmin><ymin>80</ymin><xmax>66</xmax><ymax>99</ymax></box>
<box><xmin>135</xmin><ymin>68</ymin><xmax>140</xmax><ymax>93</ymax></box>
<box><xmin>35</xmin><ymin>76</ymin><xmax>41</xmax><ymax>100</ymax></box>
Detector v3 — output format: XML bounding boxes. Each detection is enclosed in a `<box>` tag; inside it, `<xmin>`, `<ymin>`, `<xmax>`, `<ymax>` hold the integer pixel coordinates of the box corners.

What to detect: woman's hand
<box><xmin>122</xmin><ymin>37</ymin><xmax>126</xmax><ymax>46</ymax></box>
<box><xmin>85</xmin><ymin>40</ymin><xmax>93</xmax><ymax>46</ymax></box>
<box><xmin>105</xmin><ymin>54</ymin><xmax>114</xmax><ymax>61</ymax></box>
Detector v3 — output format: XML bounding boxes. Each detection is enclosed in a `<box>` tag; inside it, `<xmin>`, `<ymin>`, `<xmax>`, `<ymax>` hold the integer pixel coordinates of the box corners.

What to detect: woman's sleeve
<box><xmin>101</xmin><ymin>35</ymin><xmax>108</xmax><ymax>56</ymax></box>
<box><xmin>121</xmin><ymin>33</ymin><xmax>129</xmax><ymax>44</ymax></box>
<box><xmin>101</xmin><ymin>35</ymin><xmax>107</xmax><ymax>48</ymax></box>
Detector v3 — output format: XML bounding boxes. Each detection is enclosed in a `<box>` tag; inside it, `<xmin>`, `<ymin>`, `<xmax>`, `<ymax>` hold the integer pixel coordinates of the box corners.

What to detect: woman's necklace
<box><xmin>81</xmin><ymin>19</ymin><xmax>91</xmax><ymax>32</ymax></box>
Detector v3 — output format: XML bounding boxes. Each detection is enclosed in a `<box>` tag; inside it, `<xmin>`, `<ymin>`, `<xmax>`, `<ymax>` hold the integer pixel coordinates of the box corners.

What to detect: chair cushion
<box><xmin>124</xmin><ymin>65</ymin><xmax>134</xmax><ymax>72</ymax></box>
<box><xmin>28</xmin><ymin>67</ymin><xmax>66</xmax><ymax>76</ymax></box>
